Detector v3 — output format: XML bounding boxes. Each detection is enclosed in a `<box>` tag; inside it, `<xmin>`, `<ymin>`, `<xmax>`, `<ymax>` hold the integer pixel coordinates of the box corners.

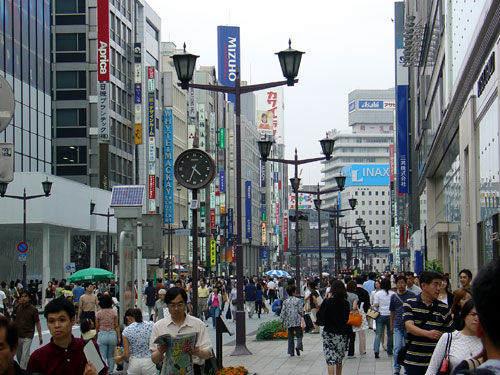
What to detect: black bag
<box><xmin>225</xmin><ymin>307</ymin><xmax>232</xmax><ymax>320</ymax></box>
<box><xmin>303</xmin><ymin>313</ymin><xmax>314</xmax><ymax>332</ymax></box>
<box><xmin>203</xmin><ymin>351</ymin><xmax>218</xmax><ymax>375</ymax></box>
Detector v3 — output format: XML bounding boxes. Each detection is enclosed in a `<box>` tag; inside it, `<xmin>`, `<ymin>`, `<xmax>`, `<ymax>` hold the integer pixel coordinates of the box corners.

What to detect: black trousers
<box><xmin>347</xmin><ymin>330</ymin><xmax>355</xmax><ymax>356</ymax></box>
<box><xmin>80</xmin><ymin>311</ymin><xmax>96</xmax><ymax>325</ymax></box>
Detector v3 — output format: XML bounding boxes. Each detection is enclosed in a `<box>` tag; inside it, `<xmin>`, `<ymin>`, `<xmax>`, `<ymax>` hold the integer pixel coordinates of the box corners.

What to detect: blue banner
<box><xmin>245</xmin><ymin>181</ymin><xmax>252</xmax><ymax>238</ymax></box>
<box><xmin>228</xmin><ymin>208</ymin><xmax>233</xmax><ymax>238</ymax></box>
<box><xmin>261</xmin><ymin>247</ymin><xmax>268</xmax><ymax>260</ymax></box>
<box><xmin>134</xmin><ymin>84</ymin><xmax>141</xmax><ymax>104</ymax></box>
<box><xmin>341</xmin><ymin>164</ymin><xmax>390</xmax><ymax>187</ymax></box>
<box><xmin>260</xmin><ymin>161</ymin><xmax>266</xmax><ymax>188</ymax></box>
<box><xmin>415</xmin><ymin>250</ymin><xmax>423</xmax><ymax>274</ymax></box>
<box><xmin>358</xmin><ymin>100</ymin><xmax>384</xmax><ymax>110</ymax></box>
<box><xmin>219</xmin><ymin>170</ymin><xmax>225</xmax><ymax>193</ymax></box>
<box><xmin>396</xmin><ymin>85</ymin><xmax>409</xmax><ymax>193</ymax></box>
<box><xmin>163</xmin><ymin>109</ymin><xmax>174</xmax><ymax>224</ymax></box>
<box><xmin>217</xmin><ymin>26</ymin><xmax>240</xmax><ymax>104</ymax></box>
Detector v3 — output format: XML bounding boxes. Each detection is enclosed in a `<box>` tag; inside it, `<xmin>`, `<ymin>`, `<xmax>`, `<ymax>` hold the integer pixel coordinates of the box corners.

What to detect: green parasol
<box><xmin>67</xmin><ymin>268</ymin><xmax>115</xmax><ymax>283</ymax></box>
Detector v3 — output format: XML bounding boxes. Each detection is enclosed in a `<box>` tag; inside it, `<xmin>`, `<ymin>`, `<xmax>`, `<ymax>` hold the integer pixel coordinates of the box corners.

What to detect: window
<box><xmin>375</xmin><ymin>211</ymin><xmax>379</xmax><ymax>215</ymax></box>
<box><xmin>375</xmin><ymin>191</ymin><xmax>379</xmax><ymax>196</ymax></box>
<box><xmin>55</xmin><ymin>0</ymin><xmax>85</xmax><ymax>13</ymax></box>
<box><xmin>382</xmin><ymin>201</ymin><xmax>385</xmax><ymax>205</ymax></box>
<box><xmin>355</xmin><ymin>191</ymin><xmax>358</xmax><ymax>196</ymax></box>
<box><xmin>362</xmin><ymin>211</ymin><xmax>365</xmax><ymax>215</ymax></box>
<box><xmin>369</xmin><ymin>191</ymin><xmax>372</xmax><ymax>196</ymax></box>
<box><xmin>56</xmin><ymin>146</ymin><xmax>87</xmax><ymax>164</ymax></box>
<box><xmin>362</xmin><ymin>191</ymin><xmax>365</xmax><ymax>196</ymax></box>
<box><xmin>361</xmin><ymin>201</ymin><xmax>365</xmax><ymax>206</ymax></box>
<box><xmin>369</xmin><ymin>211</ymin><xmax>372</xmax><ymax>215</ymax></box>
<box><xmin>376</xmin><ymin>240</ymin><xmax>379</xmax><ymax>244</ymax></box>
<box><xmin>376</xmin><ymin>230</ymin><xmax>379</xmax><ymax>234</ymax></box>
<box><xmin>382</xmin><ymin>191</ymin><xmax>385</xmax><ymax>196</ymax></box>
<box><xmin>382</xmin><ymin>210</ymin><xmax>385</xmax><ymax>215</ymax></box>
<box><xmin>376</xmin><ymin>220</ymin><xmax>379</xmax><ymax>225</ymax></box>
<box><xmin>382</xmin><ymin>230</ymin><xmax>386</xmax><ymax>234</ymax></box>
<box><xmin>382</xmin><ymin>220</ymin><xmax>386</xmax><ymax>225</ymax></box>
<box><xmin>145</xmin><ymin>20</ymin><xmax>158</xmax><ymax>40</ymax></box>
<box><xmin>369</xmin><ymin>201</ymin><xmax>372</xmax><ymax>206</ymax></box>
<box><xmin>56</xmin><ymin>71</ymin><xmax>86</xmax><ymax>88</ymax></box>
<box><xmin>375</xmin><ymin>201</ymin><xmax>378</xmax><ymax>205</ymax></box>
<box><xmin>56</xmin><ymin>33</ymin><xmax>85</xmax><ymax>51</ymax></box>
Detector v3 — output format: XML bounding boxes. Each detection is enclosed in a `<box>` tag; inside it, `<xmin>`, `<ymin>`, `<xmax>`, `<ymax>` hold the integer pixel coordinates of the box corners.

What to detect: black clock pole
<box><xmin>191</xmin><ymin>188</ymin><xmax>199</xmax><ymax>317</ymax></box>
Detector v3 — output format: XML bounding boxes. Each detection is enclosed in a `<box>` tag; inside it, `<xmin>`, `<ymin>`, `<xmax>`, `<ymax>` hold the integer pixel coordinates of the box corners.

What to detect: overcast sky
<box><xmin>147</xmin><ymin>0</ymin><xmax>397</xmax><ymax>184</ymax></box>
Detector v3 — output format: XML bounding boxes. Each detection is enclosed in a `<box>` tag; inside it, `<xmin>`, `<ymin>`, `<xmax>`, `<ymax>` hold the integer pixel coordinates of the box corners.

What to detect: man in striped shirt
<box><xmin>402</xmin><ymin>271</ymin><xmax>454</xmax><ymax>375</ymax></box>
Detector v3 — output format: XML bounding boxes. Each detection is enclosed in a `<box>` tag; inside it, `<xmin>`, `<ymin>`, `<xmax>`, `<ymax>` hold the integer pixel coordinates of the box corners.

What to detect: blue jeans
<box><xmin>210</xmin><ymin>306</ymin><xmax>221</xmax><ymax>327</ymax></box>
<box><xmin>97</xmin><ymin>330</ymin><xmax>117</xmax><ymax>372</ymax></box>
<box><xmin>393</xmin><ymin>327</ymin><xmax>407</xmax><ymax>373</ymax></box>
<box><xmin>374</xmin><ymin>315</ymin><xmax>393</xmax><ymax>354</ymax></box>
<box><xmin>287</xmin><ymin>327</ymin><xmax>303</xmax><ymax>355</ymax></box>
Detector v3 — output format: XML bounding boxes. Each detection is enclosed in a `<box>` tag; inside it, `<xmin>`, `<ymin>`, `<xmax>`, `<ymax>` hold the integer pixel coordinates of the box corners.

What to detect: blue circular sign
<box><xmin>17</xmin><ymin>242</ymin><xmax>28</xmax><ymax>253</ymax></box>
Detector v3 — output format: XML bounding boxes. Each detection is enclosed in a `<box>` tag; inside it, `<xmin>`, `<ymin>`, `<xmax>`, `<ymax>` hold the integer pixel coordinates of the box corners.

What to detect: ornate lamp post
<box><xmin>173</xmin><ymin>40</ymin><xmax>304</xmax><ymax>356</ymax></box>
<box><xmin>258</xmin><ymin>137</ymin><xmax>335</xmax><ymax>291</ymax></box>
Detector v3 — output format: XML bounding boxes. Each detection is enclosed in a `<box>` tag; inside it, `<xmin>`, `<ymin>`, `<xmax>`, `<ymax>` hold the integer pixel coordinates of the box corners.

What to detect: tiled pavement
<box><xmin>221</xmin><ymin>328</ymin><xmax>393</xmax><ymax>375</ymax></box>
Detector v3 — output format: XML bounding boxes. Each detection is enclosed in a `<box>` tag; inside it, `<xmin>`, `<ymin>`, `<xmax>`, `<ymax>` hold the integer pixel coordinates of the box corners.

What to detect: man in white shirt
<box><xmin>150</xmin><ymin>287</ymin><xmax>213</xmax><ymax>375</ymax></box>
<box><xmin>0</xmin><ymin>289</ymin><xmax>8</xmax><ymax>316</ymax></box>
<box><xmin>267</xmin><ymin>279</ymin><xmax>277</xmax><ymax>303</ymax></box>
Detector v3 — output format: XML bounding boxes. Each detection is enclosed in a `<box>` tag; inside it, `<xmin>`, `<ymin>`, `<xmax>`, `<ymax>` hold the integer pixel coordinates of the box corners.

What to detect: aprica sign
<box><xmin>97</xmin><ymin>0</ymin><xmax>109</xmax><ymax>81</ymax></box>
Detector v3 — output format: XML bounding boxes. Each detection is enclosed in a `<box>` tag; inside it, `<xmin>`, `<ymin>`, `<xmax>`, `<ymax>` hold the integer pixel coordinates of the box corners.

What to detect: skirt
<box><xmin>322</xmin><ymin>331</ymin><xmax>348</xmax><ymax>366</ymax></box>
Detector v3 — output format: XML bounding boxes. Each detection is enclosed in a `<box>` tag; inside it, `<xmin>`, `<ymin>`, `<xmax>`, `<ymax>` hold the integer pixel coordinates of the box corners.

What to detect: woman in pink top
<box><xmin>208</xmin><ymin>286</ymin><xmax>223</xmax><ymax>328</ymax></box>
<box><xmin>96</xmin><ymin>294</ymin><xmax>120</xmax><ymax>372</ymax></box>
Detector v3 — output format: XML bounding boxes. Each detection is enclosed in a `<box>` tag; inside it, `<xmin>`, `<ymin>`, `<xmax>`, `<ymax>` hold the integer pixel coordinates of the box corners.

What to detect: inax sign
<box><xmin>342</xmin><ymin>164</ymin><xmax>390</xmax><ymax>187</ymax></box>
<box><xmin>97</xmin><ymin>0</ymin><xmax>109</xmax><ymax>81</ymax></box>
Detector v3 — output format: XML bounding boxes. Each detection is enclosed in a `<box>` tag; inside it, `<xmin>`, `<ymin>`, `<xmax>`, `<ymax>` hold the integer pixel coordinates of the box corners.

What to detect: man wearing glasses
<box><xmin>150</xmin><ymin>287</ymin><xmax>213</xmax><ymax>375</ymax></box>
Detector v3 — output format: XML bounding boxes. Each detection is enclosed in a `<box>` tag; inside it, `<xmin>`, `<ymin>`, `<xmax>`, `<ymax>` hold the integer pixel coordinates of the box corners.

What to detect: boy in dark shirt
<box><xmin>27</xmin><ymin>297</ymin><xmax>106</xmax><ymax>375</ymax></box>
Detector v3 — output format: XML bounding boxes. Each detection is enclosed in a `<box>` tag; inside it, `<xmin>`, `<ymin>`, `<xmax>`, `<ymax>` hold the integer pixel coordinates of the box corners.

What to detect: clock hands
<box><xmin>188</xmin><ymin>165</ymin><xmax>202</xmax><ymax>182</ymax></box>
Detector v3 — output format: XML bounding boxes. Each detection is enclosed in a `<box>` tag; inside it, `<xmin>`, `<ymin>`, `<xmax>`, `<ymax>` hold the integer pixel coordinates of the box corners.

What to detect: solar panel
<box><xmin>110</xmin><ymin>185</ymin><xmax>145</xmax><ymax>207</ymax></box>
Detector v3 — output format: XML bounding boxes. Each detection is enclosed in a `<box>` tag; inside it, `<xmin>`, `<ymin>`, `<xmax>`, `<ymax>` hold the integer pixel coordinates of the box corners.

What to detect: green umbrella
<box><xmin>67</xmin><ymin>268</ymin><xmax>115</xmax><ymax>283</ymax></box>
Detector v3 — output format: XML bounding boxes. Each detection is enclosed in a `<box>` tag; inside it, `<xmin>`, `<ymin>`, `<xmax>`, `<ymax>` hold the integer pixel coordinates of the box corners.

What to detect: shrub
<box><xmin>255</xmin><ymin>319</ymin><xmax>283</xmax><ymax>340</ymax></box>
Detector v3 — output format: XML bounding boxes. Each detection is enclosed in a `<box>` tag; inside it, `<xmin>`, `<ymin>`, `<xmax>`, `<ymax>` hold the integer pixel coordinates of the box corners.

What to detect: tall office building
<box><xmin>322</xmin><ymin>89</ymin><xmax>394</xmax><ymax>270</ymax></box>
<box><xmin>0</xmin><ymin>0</ymin><xmax>52</xmax><ymax>172</ymax></box>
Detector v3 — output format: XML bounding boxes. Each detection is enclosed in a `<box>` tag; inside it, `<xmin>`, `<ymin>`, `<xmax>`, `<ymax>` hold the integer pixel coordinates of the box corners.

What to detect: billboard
<box><xmin>245</xmin><ymin>181</ymin><xmax>252</xmax><ymax>238</ymax></box>
<box><xmin>217</xmin><ymin>26</ymin><xmax>240</xmax><ymax>104</ymax></box>
<box><xmin>97</xmin><ymin>0</ymin><xmax>109</xmax><ymax>82</ymax></box>
<box><xmin>288</xmin><ymin>193</ymin><xmax>314</xmax><ymax>210</ymax></box>
<box><xmin>341</xmin><ymin>164</ymin><xmax>390</xmax><ymax>186</ymax></box>
<box><xmin>356</xmin><ymin>100</ymin><xmax>396</xmax><ymax>110</ymax></box>
<box><xmin>256</xmin><ymin>88</ymin><xmax>284</xmax><ymax>143</ymax></box>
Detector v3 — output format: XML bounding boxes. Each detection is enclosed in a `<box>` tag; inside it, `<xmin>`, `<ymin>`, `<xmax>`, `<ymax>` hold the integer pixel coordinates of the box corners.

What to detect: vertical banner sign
<box><xmin>283</xmin><ymin>213</ymin><xmax>288</xmax><ymax>252</ymax></box>
<box><xmin>97</xmin><ymin>82</ymin><xmax>109</xmax><ymax>142</ymax></box>
<box><xmin>261</xmin><ymin>246</ymin><xmax>268</xmax><ymax>260</ymax></box>
<box><xmin>134</xmin><ymin>84</ymin><xmax>142</xmax><ymax>104</ymax></box>
<box><xmin>149</xmin><ymin>175</ymin><xmax>155</xmax><ymax>199</ymax></box>
<box><xmin>97</xmin><ymin>0</ymin><xmax>109</xmax><ymax>82</ymax></box>
<box><xmin>134</xmin><ymin>124</ymin><xmax>142</xmax><ymax>144</ymax></box>
<box><xmin>389</xmin><ymin>144</ymin><xmax>395</xmax><ymax>183</ymax></box>
<box><xmin>260</xmin><ymin>161</ymin><xmax>266</xmax><ymax>188</ymax></box>
<box><xmin>210</xmin><ymin>238</ymin><xmax>216</xmax><ymax>266</ymax></box>
<box><xmin>210</xmin><ymin>209</ymin><xmax>216</xmax><ymax>229</ymax></box>
<box><xmin>245</xmin><ymin>181</ymin><xmax>252</xmax><ymax>239</ymax></box>
<box><xmin>163</xmin><ymin>109</ymin><xmax>174</xmax><ymax>224</ymax></box>
<box><xmin>395</xmin><ymin>1</ymin><xmax>409</xmax><ymax>194</ymax></box>
<box><xmin>217</xmin><ymin>26</ymin><xmax>240</xmax><ymax>104</ymax></box>
<box><xmin>228</xmin><ymin>208</ymin><xmax>234</xmax><ymax>238</ymax></box>
<box><xmin>218</xmin><ymin>128</ymin><xmax>225</xmax><ymax>149</ymax></box>
<box><xmin>256</xmin><ymin>88</ymin><xmax>284</xmax><ymax>143</ymax></box>
<box><xmin>261</xmin><ymin>222</ymin><xmax>266</xmax><ymax>245</ymax></box>
<box><xmin>219</xmin><ymin>170</ymin><xmax>225</xmax><ymax>193</ymax></box>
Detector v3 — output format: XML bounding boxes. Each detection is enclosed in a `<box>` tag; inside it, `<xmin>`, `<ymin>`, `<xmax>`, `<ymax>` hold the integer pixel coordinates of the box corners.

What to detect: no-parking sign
<box><xmin>17</xmin><ymin>242</ymin><xmax>28</xmax><ymax>253</ymax></box>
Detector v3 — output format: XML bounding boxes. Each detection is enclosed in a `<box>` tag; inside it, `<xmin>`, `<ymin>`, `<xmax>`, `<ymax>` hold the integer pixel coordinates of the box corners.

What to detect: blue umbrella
<box><xmin>265</xmin><ymin>270</ymin><xmax>291</xmax><ymax>278</ymax></box>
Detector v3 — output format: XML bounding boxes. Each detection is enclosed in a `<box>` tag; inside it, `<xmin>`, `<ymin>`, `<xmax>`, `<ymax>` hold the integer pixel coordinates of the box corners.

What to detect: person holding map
<box><xmin>150</xmin><ymin>287</ymin><xmax>213</xmax><ymax>375</ymax></box>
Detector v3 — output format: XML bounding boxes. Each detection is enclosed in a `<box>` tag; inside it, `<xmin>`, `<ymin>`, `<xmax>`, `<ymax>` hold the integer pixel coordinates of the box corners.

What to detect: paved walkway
<box><xmin>221</xmin><ymin>329</ymin><xmax>393</xmax><ymax>375</ymax></box>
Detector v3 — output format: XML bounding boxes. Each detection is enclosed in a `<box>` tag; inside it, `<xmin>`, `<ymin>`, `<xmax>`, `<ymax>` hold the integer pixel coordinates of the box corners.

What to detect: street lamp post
<box><xmin>90</xmin><ymin>202</ymin><xmax>115</xmax><ymax>270</ymax></box>
<box><xmin>325</xmin><ymin>197</ymin><xmax>357</xmax><ymax>275</ymax></box>
<box><xmin>173</xmin><ymin>40</ymin><xmax>304</xmax><ymax>356</ymax></box>
<box><xmin>0</xmin><ymin>179</ymin><xmax>53</xmax><ymax>286</ymax></box>
<box><xmin>258</xmin><ymin>138</ymin><xmax>335</xmax><ymax>291</ymax></box>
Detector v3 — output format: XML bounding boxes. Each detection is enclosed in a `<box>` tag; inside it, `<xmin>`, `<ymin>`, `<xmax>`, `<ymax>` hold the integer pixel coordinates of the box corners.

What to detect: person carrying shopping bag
<box><xmin>279</xmin><ymin>285</ymin><xmax>304</xmax><ymax>357</ymax></box>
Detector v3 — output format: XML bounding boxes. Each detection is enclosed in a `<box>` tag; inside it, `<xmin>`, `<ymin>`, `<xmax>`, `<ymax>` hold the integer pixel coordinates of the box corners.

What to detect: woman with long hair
<box><xmin>317</xmin><ymin>280</ymin><xmax>350</xmax><ymax>375</ymax></box>
<box><xmin>114</xmin><ymin>308</ymin><xmax>157</xmax><ymax>375</ymax></box>
<box><xmin>44</xmin><ymin>281</ymin><xmax>54</xmax><ymax>307</ymax></box>
<box><xmin>373</xmin><ymin>278</ymin><xmax>394</xmax><ymax>358</ymax></box>
<box><xmin>425</xmin><ymin>299</ymin><xmax>483</xmax><ymax>375</ymax></box>
<box><xmin>96</xmin><ymin>294</ymin><xmax>120</xmax><ymax>372</ymax></box>
<box><xmin>208</xmin><ymin>286</ymin><xmax>222</xmax><ymax>328</ymax></box>
<box><xmin>450</xmin><ymin>288</ymin><xmax>472</xmax><ymax>331</ymax></box>
<box><xmin>438</xmin><ymin>276</ymin><xmax>454</xmax><ymax>306</ymax></box>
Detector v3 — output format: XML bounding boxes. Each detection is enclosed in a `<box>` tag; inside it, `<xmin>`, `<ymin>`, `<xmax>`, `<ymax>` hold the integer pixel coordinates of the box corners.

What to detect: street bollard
<box><xmin>216</xmin><ymin>316</ymin><xmax>233</xmax><ymax>369</ymax></box>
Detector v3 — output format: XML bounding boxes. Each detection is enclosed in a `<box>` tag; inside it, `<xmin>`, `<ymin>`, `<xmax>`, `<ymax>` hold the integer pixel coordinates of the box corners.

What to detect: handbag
<box><xmin>353</xmin><ymin>303</ymin><xmax>369</xmax><ymax>332</ymax></box>
<box><xmin>437</xmin><ymin>333</ymin><xmax>453</xmax><ymax>375</ymax></box>
<box><xmin>203</xmin><ymin>351</ymin><xmax>219</xmax><ymax>375</ymax></box>
<box><xmin>113</xmin><ymin>346</ymin><xmax>123</xmax><ymax>364</ymax></box>
<box><xmin>347</xmin><ymin>311</ymin><xmax>362</xmax><ymax>327</ymax></box>
<box><xmin>225</xmin><ymin>306</ymin><xmax>232</xmax><ymax>320</ymax></box>
<box><xmin>303</xmin><ymin>312</ymin><xmax>315</xmax><ymax>332</ymax></box>
<box><xmin>366</xmin><ymin>307</ymin><xmax>380</xmax><ymax>319</ymax></box>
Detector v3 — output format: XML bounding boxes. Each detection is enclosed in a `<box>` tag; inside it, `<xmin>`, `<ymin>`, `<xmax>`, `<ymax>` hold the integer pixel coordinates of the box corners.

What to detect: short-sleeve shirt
<box><xmin>244</xmin><ymin>284</ymin><xmax>257</xmax><ymax>301</ymax></box>
<box><xmin>0</xmin><ymin>290</ymin><xmax>6</xmax><ymax>309</ymax></box>
<box><xmin>13</xmin><ymin>303</ymin><xmax>39</xmax><ymax>338</ymax></box>
<box><xmin>79</xmin><ymin>293</ymin><xmax>98</xmax><ymax>312</ymax></box>
<box><xmin>123</xmin><ymin>321</ymin><xmax>154</xmax><ymax>358</ymax></box>
<box><xmin>96</xmin><ymin>308</ymin><xmax>117</xmax><ymax>331</ymax></box>
<box><xmin>149</xmin><ymin>314</ymin><xmax>213</xmax><ymax>366</ymax></box>
<box><xmin>402</xmin><ymin>294</ymin><xmax>454</xmax><ymax>367</ymax></box>
<box><xmin>389</xmin><ymin>291</ymin><xmax>415</xmax><ymax>330</ymax></box>
<box><xmin>154</xmin><ymin>299</ymin><xmax>169</xmax><ymax>321</ymax></box>
<box><xmin>374</xmin><ymin>290</ymin><xmax>395</xmax><ymax>316</ymax></box>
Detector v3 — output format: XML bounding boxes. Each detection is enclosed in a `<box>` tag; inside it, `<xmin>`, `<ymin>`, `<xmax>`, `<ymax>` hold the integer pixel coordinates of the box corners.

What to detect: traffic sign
<box><xmin>17</xmin><ymin>242</ymin><xmax>28</xmax><ymax>253</ymax></box>
<box><xmin>175</xmin><ymin>229</ymin><xmax>191</xmax><ymax>236</ymax></box>
<box><xmin>18</xmin><ymin>253</ymin><xmax>26</xmax><ymax>262</ymax></box>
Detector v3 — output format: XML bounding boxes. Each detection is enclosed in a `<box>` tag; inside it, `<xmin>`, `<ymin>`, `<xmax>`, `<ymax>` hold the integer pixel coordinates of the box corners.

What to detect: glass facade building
<box><xmin>0</xmin><ymin>0</ymin><xmax>52</xmax><ymax>172</ymax></box>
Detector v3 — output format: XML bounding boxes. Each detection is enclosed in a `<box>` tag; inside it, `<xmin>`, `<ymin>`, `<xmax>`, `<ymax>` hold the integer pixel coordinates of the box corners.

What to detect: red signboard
<box><xmin>148</xmin><ymin>175</ymin><xmax>155</xmax><ymax>199</ymax></box>
<box><xmin>148</xmin><ymin>66</ymin><xmax>155</xmax><ymax>79</ymax></box>
<box><xmin>97</xmin><ymin>0</ymin><xmax>109</xmax><ymax>81</ymax></box>
<box><xmin>210</xmin><ymin>209</ymin><xmax>215</xmax><ymax>229</ymax></box>
<box><xmin>399</xmin><ymin>224</ymin><xmax>409</xmax><ymax>249</ymax></box>
<box><xmin>226</xmin><ymin>248</ymin><xmax>233</xmax><ymax>263</ymax></box>
<box><xmin>389</xmin><ymin>144</ymin><xmax>395</xmax><ymax>183</ymax></box>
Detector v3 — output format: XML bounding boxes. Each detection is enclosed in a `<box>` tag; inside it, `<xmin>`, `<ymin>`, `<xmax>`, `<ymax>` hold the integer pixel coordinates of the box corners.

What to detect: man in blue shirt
<box><xmin>244</xmin><ymin>280</ymin><xmax>257</xmax><ymax>318</ymax></box>
<box><xmin>363</xmin><ymin>272</ymin><xmax>376</xmax><ymax>295</ymax></box>
<box><xmin>72</xmin><ymin>283</ymin><xmax>85</xmax><ymax>317</ymax></box>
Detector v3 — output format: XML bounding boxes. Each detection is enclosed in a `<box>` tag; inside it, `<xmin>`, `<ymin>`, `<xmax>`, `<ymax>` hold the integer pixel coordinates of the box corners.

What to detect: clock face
<box><xmin>174</xmin><ymin>149</ymin><xmax>216</xmax><ymax>190</ymax></box>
